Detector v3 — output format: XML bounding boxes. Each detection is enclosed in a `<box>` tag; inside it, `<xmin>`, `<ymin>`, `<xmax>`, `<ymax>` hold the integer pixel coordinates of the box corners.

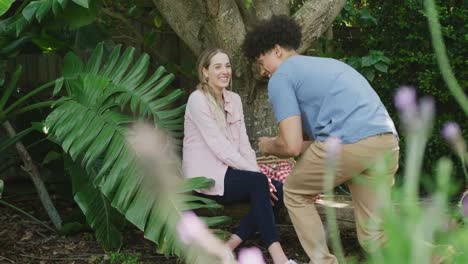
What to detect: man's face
<box><xmin>256</xmin><ymin>50</ymin><xmax>281</xmax><ymax>78</ymax></box>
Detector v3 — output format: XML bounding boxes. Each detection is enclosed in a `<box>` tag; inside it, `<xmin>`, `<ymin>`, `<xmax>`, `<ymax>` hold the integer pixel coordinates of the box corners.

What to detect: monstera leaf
<box><xmin>45</xmin><ymin>43</ymin><xmax>228</xmax><ymax>254</ymax></box>
<box><xmin>0</xmin><ymin>0</ymin><xmax>96</xmax><ymax>48</ymax></box>
<box><xmin>22</xmin><ymin>0</ymin><xmax>91</xmax><ymax>22</ymax></box>
<box><xmin>0</xmin><ymin>0</ymin><xmax>15</xmax><ymax>16</ymax></box>
<box><xmin>66</xmin><ymin>157</ymin><xmax>125</xmax><ymax>251</ymax></box>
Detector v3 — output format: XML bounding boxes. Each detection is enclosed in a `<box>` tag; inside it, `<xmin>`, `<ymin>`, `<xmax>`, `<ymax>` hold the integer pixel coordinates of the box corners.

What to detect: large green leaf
<box><xmin>66</xmin><ymin>157</ymin><xmax>124</xmax><ymax>252</ymax></box>
<box><xmin>46</xmin><ymin>43</ymin><xmax>227</xmax><ymax>255</ymax></box>
<box><xmin>8</xmin><ymin>0</ymin><xmax>95</xmax><ymax>35</ymax></box>
<box><xmin>21</xmin><ymin>0</ymin><xmax>73</xmax><ymax>22</ymax></box>
<box><xmin>0</xmin><ymin>0</ymin><xmax>15</xmax><ymax>17</ymax></box>
<box><xmin>65</xmin><ymin>42</ymin><xmax>186</xmax><ymax>136</ymax></box>
<box><xmin>60</xmin><ymin>0</ymin><xmax>98</xmax><ymax>30</ymax></box>
<box><xmin>72</xmin><ymin>0</ymin><xmax>88</xmax><ymax>8</ymax></box>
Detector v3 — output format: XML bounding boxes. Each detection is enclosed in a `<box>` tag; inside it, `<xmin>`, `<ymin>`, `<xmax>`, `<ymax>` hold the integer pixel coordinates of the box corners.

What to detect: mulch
<box><xmin>0</xmin><ymin>181</ymin><xmax>363</xmax><ymax>264</ymax></box>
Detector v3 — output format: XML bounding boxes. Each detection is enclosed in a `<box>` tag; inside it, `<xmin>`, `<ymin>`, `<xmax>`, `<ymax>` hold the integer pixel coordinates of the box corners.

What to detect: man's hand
<box><xmin>258</xmin><ymin>136</ymin><xmax>274</xmax><ymax>155</ymax></box>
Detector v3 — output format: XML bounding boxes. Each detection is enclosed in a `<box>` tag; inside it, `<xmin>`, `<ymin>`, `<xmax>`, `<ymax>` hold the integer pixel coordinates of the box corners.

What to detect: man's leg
<box><xmin>284</xmin><ymin>134</ymin><xmax>399</xmax><ymax>263</ymax></box>
<box><xmin>284</xmin><ymin>141</ymin><xmax>343</xmax><ymax>264</ymax></box>
<box><xmin>343</xmin><ymin>134</ymin><xmax>399</xmax><ymax>251</ymax></box>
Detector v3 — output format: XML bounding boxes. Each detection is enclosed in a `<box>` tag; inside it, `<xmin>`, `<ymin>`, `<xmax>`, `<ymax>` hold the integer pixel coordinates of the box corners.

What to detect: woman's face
<box><xmin>203</xmin><ymin>52</ymin><xmax>231</xmax><ymax>91</ymax></box>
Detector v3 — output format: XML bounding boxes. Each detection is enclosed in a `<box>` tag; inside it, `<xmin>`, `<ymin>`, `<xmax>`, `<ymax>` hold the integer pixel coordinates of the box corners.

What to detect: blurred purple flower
<box><xmin>442</xmin><ymin>122</ymin><xmax>460</xmax><ymax>142</ymax></box>
<box><xmin>461</xmin><ymin>191</ymin><xmax>468</xmax><ymax>218</ymax></box>
<box><xmin>394</xmin><ymin>86</ymin><xmax>417</xmax><ymax>112</ymax></box>
<box><xmin>238</xmin><ymin>247</ymin><xmax>266</xmax><ymax>264</ymax></box>
<box><xmin>419</xmin><ymin>96</ymin><xmax>435</xmax><ymax>125</ymax></box>
<box><xmin>177</xmin><ymin>211</ymin><xmax>207</xmax><ymax>244</ymax></box>
<box><xmin>325</xmin><ymin>136</ymin><xmax>342</xmax><ymax>163</ymax></box>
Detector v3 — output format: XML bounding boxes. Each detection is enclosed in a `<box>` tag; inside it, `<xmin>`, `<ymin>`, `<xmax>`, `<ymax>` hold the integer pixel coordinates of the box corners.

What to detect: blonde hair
<box><xmin>196</xmin><ymin>48</ymin><xmax>233</xmax><ymax>132</ymax></box>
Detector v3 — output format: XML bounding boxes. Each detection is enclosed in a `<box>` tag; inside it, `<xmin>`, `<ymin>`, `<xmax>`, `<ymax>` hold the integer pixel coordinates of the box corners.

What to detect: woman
<box><xmin>182</xmin><ymin>47</ymin><xmax>295</xmax><ymax>264</ymax></box>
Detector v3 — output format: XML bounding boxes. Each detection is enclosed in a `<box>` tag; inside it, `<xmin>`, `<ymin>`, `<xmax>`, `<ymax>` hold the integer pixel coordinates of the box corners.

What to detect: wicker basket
<box><xmin>256</xmin><ymin>156</ymin><xmax>295</xmax><ymax>183</ymax></box>
<box><xmin>257</xmin><ymin>156</ymin><xmax>322</xmax><ymax>202</ymax></box>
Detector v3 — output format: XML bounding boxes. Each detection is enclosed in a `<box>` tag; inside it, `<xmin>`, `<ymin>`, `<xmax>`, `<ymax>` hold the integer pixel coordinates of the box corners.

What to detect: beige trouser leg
<box><xmin>284</xmin><ymin>134</ymin><xmax>399</xmax><ymax>264</ymax></box>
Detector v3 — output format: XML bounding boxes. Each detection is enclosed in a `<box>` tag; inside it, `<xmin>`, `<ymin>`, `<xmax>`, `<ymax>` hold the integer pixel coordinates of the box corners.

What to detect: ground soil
<box><xmin>0</xmin><ymin>181</ymin><xmax>363</xmax><ymax>264</ymax></box>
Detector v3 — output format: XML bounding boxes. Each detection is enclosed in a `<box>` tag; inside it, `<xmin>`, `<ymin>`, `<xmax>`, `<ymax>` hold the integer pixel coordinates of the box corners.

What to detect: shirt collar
<box><xmin>223</xmin><ymin>89</ymin><xmax>236</xmax><ymax>123</ymax></box>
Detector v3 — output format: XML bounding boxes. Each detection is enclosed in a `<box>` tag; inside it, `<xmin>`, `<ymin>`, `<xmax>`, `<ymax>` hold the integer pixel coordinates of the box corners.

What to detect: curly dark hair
<box><xmin>242</xmin><ymin>15</ymin><xmax>302</xmax><ymax>60</ymax></box>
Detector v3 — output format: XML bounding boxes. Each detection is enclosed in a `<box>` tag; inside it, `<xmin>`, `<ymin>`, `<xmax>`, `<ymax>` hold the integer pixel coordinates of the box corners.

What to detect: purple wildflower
<box><xmin>419</xmin><ymin>96</ymin><xmax>435</xmax><ymax>126</ymax></box>
<box><xmin>176</xmin><ymin>211</ymin><xmax>207</xmax><ymax>244</ymax></box>
<box><xmin>325</xmin><ymin>136</ymin><xmax>342</xmax><ymax>163</ymax></box>
<box><xmin>442</xmin><ymin>122</ymin><xmax>460</xmax><ymax>143</ymax></box>
<box><xmin>238</xmin><ymin>247</ymin><xmax>266</xmax><ymax>264</ymax></box>
<box><xmin>394</xmin><ymin>86</ymin><xmax>417</xmax><ymax>112</ymax></box>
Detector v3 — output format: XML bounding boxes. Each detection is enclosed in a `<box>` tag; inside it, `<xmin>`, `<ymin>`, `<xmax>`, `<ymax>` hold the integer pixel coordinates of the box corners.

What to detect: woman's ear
<box><xmin>202</xmin><ymin>67</ymin><xmax>209</xmax><ymax>78</ymax></box>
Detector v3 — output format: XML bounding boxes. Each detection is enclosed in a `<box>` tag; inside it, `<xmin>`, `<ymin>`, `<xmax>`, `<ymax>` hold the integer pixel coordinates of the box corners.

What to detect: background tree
<box><xmin>150</xmin><ymin>0</ymin><xmax>346</xmax><ymax>140</ymax></box>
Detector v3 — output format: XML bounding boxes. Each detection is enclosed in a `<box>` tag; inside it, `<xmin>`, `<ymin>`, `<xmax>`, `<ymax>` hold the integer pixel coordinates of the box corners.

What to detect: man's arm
<box><xmin>258</xmin><ymin>115</ymin><xmax>303</xmax><ymax>157</ymax></box>
<box><xmin>301</xmin><ymin>141</ymin><xmax>313</xmax><ymax>153</ymax></box>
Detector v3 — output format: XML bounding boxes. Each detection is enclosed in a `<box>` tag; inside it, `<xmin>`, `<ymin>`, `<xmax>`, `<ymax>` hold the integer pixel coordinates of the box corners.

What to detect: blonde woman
<box><xmin>182</xmin><ymin>47</ymin><xmax>296</xmax><ymax>264</ymax></box>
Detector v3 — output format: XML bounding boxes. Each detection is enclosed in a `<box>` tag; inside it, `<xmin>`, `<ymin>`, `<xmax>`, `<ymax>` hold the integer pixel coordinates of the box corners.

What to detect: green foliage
<box><xmin>0</xmin><ymin>0</ymin><xmax>99</xmax><ymax>57</ymax></box>
<box><xmin>323</xmin><ymin>0</ymin><xmax>467</xmax><ymax>188</ymax></box>
<box><xmin>67</xmin><ymin>157</ymin><xmax>125</xmax><ymax>252</ymax></box>
<box><xmin>108</xmin><ymin>252</ymin><xmax>141</xmax><ymax>264</ymax></box>
<box><xmin>0</xmin><ymin>65</ymin><xmax>58</xmax><ymax>123</ymax></box>
<box><xmin>22</xmin><ymin>0</ymin><xmax>92</xmax><ymax>23</ymax></box>
<box><xmin>44</xmin><ymin>42</ymin><xmax>228</xmax><ymax>254</ymax></box>
<box><xmin>0</xmin><ymin>65</ymin><xmax>55</xmax><ymax>152</ymax></box>
<box><xmin>346</xmin><ymin>50</ymin><xmax>391</xmax><ymax>81</ymax></box>
<box><xmin>0</xmin><ymin>0</ymin><xmax>15</xmax><ymax>16</ymax></box>
<box><xmin>0</xmin><ymin>179</ymin><xmax>3</xmax><ymax>197</ymax></box>
<box><xmin>244</xmin><ymin>0</ymin><xmax>252</xmax><ymax>10</ymax></box>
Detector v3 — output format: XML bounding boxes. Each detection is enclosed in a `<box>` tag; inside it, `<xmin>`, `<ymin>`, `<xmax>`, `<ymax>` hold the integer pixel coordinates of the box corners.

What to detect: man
<box><xmin>242</xmin><ymin>15</ymin><xmax>400</xmax><ymax>263</ymax></box>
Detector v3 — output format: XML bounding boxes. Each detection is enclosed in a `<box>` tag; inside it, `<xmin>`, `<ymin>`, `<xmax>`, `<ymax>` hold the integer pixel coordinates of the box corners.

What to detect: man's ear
<box><xmin>274</xmin><ymin>44</ymin><xmax>282</xmax><ymax>56</ymax></box>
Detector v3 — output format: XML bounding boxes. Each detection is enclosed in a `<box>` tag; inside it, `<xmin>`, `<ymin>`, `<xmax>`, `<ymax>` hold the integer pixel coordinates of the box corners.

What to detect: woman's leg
<box><xmin>220</xmin><ymin>169</ymin><xmax>289</xmax><ymax>264</ymax></box>
<box><xmin>271</xmin><ymin>179</ymin><xmax>284</xmax><ymax>207</ymax></box>
<box><xmin>226</xmin><ymin>234</ymin><xmax>243</xmax><ymax>250</ymax></box>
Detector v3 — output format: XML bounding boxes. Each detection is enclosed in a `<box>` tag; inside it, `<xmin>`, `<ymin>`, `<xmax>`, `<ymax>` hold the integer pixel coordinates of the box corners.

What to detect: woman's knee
<box><xmin>272</xmin><ymin>180</ymin><xmax>283</xmax><ymax>192</ymax></box>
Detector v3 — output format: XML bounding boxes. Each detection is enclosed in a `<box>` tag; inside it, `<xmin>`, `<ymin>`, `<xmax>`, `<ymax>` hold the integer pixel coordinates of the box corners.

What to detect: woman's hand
<box><xmin>268</xmin><ymin>178</ymin><xmax>279</xmax><ymax>204</ymax></box>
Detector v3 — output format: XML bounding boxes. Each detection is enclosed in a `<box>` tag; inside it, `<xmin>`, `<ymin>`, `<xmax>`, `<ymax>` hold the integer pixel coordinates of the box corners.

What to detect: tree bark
<box><xmin>2</xmin><ymin>121</ymin><xmax>62</xmax><ymax>230</ymax></box>
<box><xmin>233</xmin><ymin>0</ymin><xmax>289</xmax><ymax>23</ymax></box>
<box><xmin>152</xmin><ymin>0</ymin><xmax>346</xmax><ymax>146</ymax></box>
<box><xmin>151</xmin><ymin>0</ymin><xmax>205</xmax><ymax>55</ymax></box>
<box><xmin>295</xmin><ymin>0</ymin><xmax>346</xmax><ymax>53</ymax></box>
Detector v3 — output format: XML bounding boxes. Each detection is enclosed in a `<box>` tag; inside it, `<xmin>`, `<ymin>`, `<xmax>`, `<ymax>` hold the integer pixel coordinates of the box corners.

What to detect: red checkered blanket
<box><xmin>257</xmin><ymin>156</ymin><xmax>322</xmax><ymax>202</ymax></box>
<box><xmin>258</xmin><ymin>160</ymin><xmax>294</xmax><ymax>183</ymax></box>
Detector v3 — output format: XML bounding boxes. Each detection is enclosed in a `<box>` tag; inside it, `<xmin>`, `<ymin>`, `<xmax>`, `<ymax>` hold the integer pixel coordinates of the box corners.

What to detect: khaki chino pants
<box><xmin>284</xmin><ymin>134</ymin><xmax>399</xmax><ymax>264</ymax></box>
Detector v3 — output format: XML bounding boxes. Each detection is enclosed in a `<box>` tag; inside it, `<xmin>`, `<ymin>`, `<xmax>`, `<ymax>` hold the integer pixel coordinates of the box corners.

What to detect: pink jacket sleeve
<box><xmin>187</xmin><ymin>93</ymin><xmax>258</xmax><ymax>171</ymax></box>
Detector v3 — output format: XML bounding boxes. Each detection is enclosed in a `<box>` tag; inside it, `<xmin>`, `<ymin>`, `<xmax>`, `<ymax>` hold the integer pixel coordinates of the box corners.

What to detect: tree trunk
<box><xmin>152</xmin><ymin>0</ymin><xmax>346</xmax><ymax>147</ymax></box>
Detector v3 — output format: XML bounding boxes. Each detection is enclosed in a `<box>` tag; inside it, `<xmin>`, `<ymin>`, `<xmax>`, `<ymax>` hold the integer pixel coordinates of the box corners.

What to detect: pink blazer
<box><xmin>182</xmin><ymin>89</ymin><xmax>259</xmax><ymax>195</ymax></box>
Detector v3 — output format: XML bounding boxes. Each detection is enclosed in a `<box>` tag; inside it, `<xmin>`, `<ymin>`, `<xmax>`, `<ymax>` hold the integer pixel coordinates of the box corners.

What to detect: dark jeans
<box><xmin>200</xmin><ymin>167</ymin><xmax>284</xmax><ymax>248</ymax></box>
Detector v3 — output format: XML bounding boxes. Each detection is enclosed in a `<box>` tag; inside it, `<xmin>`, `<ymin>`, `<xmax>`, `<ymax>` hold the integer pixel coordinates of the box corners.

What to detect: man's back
<box><xmin>268</xmin><ymin>55</ymin><xmax>397</xmax><ymax>143</ymax></box>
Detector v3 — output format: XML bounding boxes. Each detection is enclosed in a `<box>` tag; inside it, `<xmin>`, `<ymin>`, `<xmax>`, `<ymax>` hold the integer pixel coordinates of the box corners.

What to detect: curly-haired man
<box><xmin>242</xmin><ymin>15</ymin><xmax>400</xmax><ymax>263</ymax></box>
